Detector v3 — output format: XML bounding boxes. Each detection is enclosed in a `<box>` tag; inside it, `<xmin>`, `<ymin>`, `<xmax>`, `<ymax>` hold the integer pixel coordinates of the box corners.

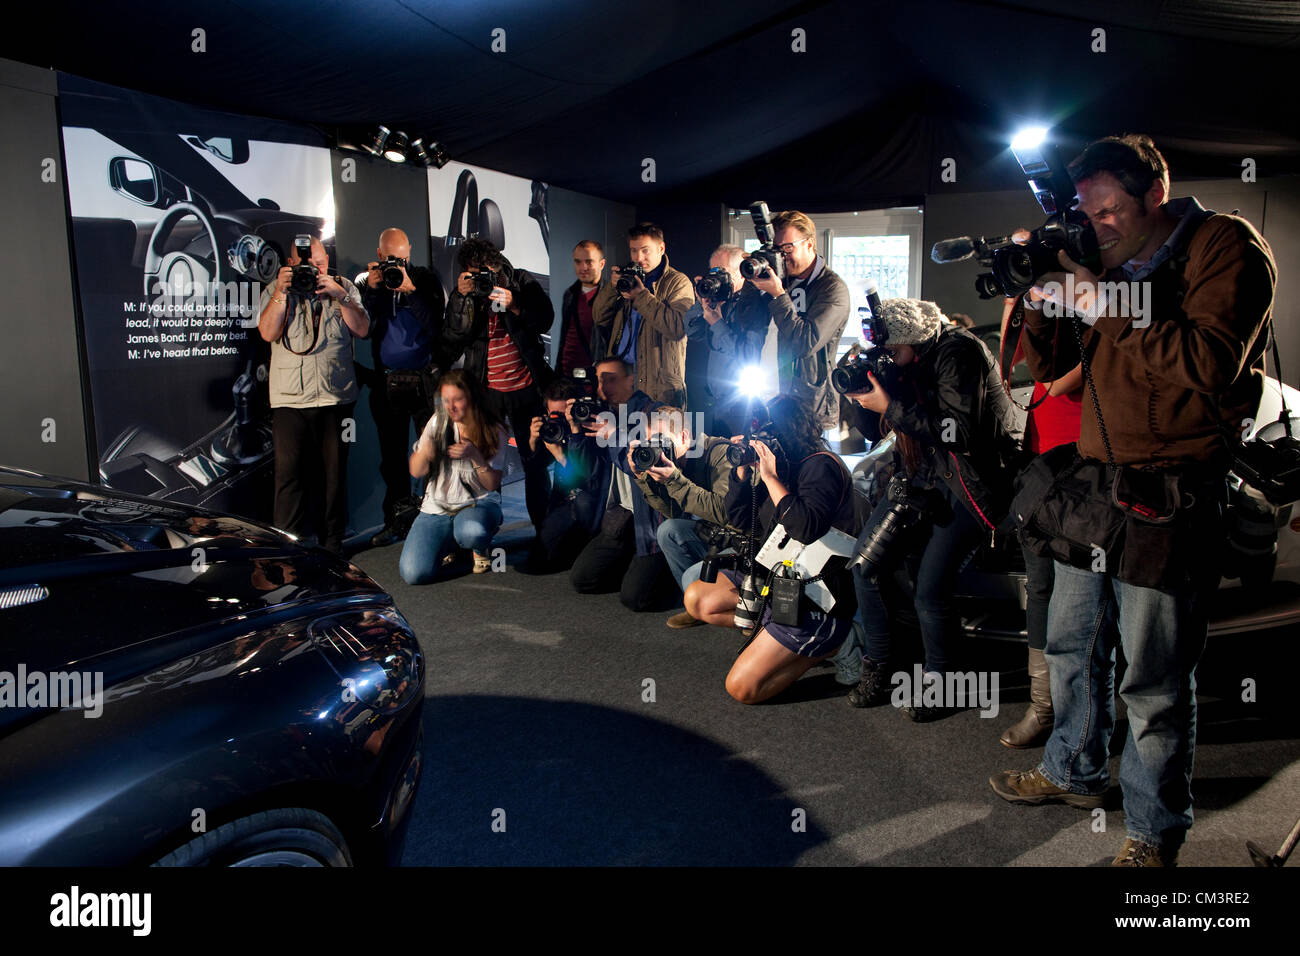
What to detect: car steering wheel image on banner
<box><xmin>143</xmin><ymin>200</ymin><xmax>224</xmax><ymax>328</ymax></box>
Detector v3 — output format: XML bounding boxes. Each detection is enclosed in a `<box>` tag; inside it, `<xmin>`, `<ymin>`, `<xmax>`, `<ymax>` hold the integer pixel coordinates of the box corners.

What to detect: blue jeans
<box><xmin>1037</xmin><ymin>561</ymin><xmax>1210</xmax><ymax>850</ymax></box>
<box><xmin>657</xmin><ymin>517</ymin><xmax>709</xmax><ymax>592</ymax></box>
<box><xmin>398</xmin><ymin>501</ymin><xmax>504</xmax><ymax>584</ymax></box>
<box><xmin>854</xmin><ymin>483</ymin><xmax>984</xmax><ymax>674</ymax></box>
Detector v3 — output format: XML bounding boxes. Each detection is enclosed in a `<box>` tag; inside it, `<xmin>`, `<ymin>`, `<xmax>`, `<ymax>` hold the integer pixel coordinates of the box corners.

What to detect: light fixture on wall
<box><xmin>359</xmin><ymin>125</ymin><xmax>393</xmax><ymax>158</ymax></box>
<box><xmin>382</xmin><ymin>130</ymin><xmax>410</xmax><ymax>164</ymax></box>
<box><xmin>410</xmin><ymin>138</ymin><xmax>449</xmax><ymax>169</ymax></box>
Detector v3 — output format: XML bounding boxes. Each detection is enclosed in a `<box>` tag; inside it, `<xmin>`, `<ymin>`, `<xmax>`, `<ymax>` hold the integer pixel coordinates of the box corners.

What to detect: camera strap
<box><xmin>278</xmin><ymin>294</ymin><xmax>323</xmax><ymax>356</ymax></box>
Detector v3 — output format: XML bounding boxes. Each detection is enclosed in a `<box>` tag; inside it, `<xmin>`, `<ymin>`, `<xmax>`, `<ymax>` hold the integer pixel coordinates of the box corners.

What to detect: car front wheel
<box><xmin>151</xmin><ymin>807</ymin><xmax>352</xmax><ymax>867</ymax></box>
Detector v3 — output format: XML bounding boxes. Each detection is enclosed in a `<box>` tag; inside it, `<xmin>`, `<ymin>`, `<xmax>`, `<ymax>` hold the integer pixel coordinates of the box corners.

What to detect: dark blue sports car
<box><xmin>0</xmin><ymin>466</ymin><xmax>424</xmax><ymax>866</ymax></box>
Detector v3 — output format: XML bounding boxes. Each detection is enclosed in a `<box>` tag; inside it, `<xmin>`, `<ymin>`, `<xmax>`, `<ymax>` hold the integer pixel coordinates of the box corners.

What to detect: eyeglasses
<box><xmin>776</xmin><ymin>239</ymin><xmax>810</xmax><ymax>254</ymax></box>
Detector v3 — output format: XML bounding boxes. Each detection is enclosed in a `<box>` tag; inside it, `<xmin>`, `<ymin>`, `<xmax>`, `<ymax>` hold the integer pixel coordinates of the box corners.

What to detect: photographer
<box><xmin>555</xmin><ymin>240</ymin><xmax>608</xmax><ymax>377</ymax></box>
<box><xmin>686</xmin><ymin>244</ymin><xmax>778</xmax><ymax>436</ymax></box>
<box><xmin>991</xmin><ymin>135</ymin><xmax>1276</xmax><ymax>867</ymax></box>
<box><xmin>592</xmin><ymin>223</ymin><xmax>696</xmax><ymax>405</ymax></box>
<box><xmin>524</xmin><ymin>377</ymin><xmax>610</xmax><ymax>572</ymax></box>
<box><xmin>626</xmin><ymin>405</ymin><xmax>735</xmax><ymax>628</ymax></box>
<box><xmin>842</xmin><ymin>299</ymin><xmax>1019</xmax><ymax>721</ymax></box>
<box><xmin>684</xmin><ymin>395</ymin><xmax>857</xmax><ymax>704</ymax></box>
<box><xmin>442</xmin><ymin>237</ymin><xmax>555</xmax><ymax>538</ymax></box>
<box><xmin>356</xmin><ymin>227</ymin><xmax>448</xmax><ymax>548</ymax></box>
<box><xmin>745</xmin><ymin>211</ymin><xmax>850</xmax><ymax>430</ymax></box>
<box><xmin>570</xmin><ymin>357</ymin><xmax>677</xmax><ymax>610</ymax></box>
<box><xmin>258</xmin><ymin>236</ymin><xmax>369</xmax><ymax>555</ymax></box>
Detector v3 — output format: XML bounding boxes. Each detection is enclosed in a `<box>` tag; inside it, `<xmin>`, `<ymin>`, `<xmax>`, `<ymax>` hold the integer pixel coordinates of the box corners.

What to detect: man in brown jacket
<box><xmin>989</xmin><ymin>134</ymin><xmax>1276</xmax><ymax>867</ymax></box>
<box><xmin>593</xmin><ymin>222</ymin><xmax>696</xmax><ymax>405</ymax></box>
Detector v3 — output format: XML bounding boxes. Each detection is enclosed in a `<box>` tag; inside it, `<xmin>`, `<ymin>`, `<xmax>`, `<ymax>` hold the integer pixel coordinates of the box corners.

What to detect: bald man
<box><xmin>356</xmin><ymin>227</ymin><xmax>447</xmax><ymax>548</ymax></box>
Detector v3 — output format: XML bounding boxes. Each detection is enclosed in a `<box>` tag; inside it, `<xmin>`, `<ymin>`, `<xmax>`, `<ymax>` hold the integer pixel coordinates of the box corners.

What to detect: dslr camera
<box><xmin>572</xmin><ymin>394</ymin><xmax>611</xmax><ymax>426</ymax></box>
<box><xmin>832</xmin><ymin>284</ymin><xmax>899</xmax><ymax>395</ymax></box>
<box><xmin>931</xmin><ymin>132</ymin><xmax>1101</xmax><ymax>298</ymax></box>
<box><xmin>848</xmin><ymin>474</ymin><xmax>928</xmax><ymax>576</ymax></box>
<box><xmin>631</xmin><ymin>437</ymin><xmax>675</xmax><ymax>472</ymax></box>
<box><xmin>738</xmin><ymin>202</ymin><xmax>783</xmax><ymax>282</ymax></box>
<box><xmin>469</xmin><ymin>270</ymin><xmax>502</xmax><ymax>297</ymax></box>
<box><xmin>696</xmin><ymin>267</ymin><xmax>734</xmax><ymax>302</ymax></box>
<box><xmin>726</xmin><ymin>425</ymin><xmax>783</xmax><ymax>467</ymax></box>
<box><xmin>616</xmin><ymin>264</ymin><xmax>645</xmax><ymax>293</ymax></box>
<box><xmin>538</xmin><ymin>412</ymin><xmax>570</xmax><ymax>447</ymax></box>
<box><xmin>378</xmin><ymin>256</ymin><xmax>408</xmax><ymax>291</ymax></box>
<box><xmin>289</xmin><ymin>234</ymin><xmax>319</xmax><ymax>297</ymax></box>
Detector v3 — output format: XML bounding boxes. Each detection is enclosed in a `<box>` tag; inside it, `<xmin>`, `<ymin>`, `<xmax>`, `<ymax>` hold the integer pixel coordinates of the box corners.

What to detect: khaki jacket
<box><xmin>264</xmin><ymin>277</ymin><xmax>365</xmax><ymax>408</ymax></box>
<box><xmin>592</xmin><ymin>257</ymin><xmax>695</xmax><ymax>404</ymax></box>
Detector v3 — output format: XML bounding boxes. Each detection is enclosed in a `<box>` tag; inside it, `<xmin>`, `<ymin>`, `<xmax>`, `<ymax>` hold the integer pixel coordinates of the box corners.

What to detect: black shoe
<box><xmin>901</xmin><ymin>702</ymin><xmax>961</xmax><ymax>723</ymax></box>
<box><xmin>847</xmin><ymin>658</ymin><xmax>891</xmax><ymax>708</ymax></box>
<box><xmin>369</xmin><ymin>524</ymin><xmax>405</xmax><ymax>548</ymax></box>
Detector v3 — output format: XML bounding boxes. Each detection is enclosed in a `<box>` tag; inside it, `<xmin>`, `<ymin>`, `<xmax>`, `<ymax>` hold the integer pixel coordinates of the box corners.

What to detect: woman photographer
<box><xmin>844</xmin><ymin>298</ymin><xmax>1019</xmax><ymax>721</ymax></box>
<box><xmin>399</xmin><ymin>369</ymin><xmax>509</xmax><ymax>583</ymax></box>
<box><xmin>684</xmin><ymin>395</ymin><xmax>857</xmax><ymax>704</ymax></box>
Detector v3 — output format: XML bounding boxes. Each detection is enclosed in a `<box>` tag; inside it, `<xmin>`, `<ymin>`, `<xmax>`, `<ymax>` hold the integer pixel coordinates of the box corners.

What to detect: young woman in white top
<box><xmin>399</xmin><ymin>369</ymin><xmax>510</xmax><ymax>582</ymax></box>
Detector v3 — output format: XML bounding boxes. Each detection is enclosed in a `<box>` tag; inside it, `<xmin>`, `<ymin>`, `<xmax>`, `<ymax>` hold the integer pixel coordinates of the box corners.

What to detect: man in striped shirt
<box><xmin>442</xmin><ymin>238</ymin><xmax>556</xmax><ymax>536</ymax></box>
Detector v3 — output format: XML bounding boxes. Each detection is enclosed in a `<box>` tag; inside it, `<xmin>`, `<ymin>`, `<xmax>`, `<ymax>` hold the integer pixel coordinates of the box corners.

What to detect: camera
<box><xmin>378</xmin><ymin>256</ymin><xmax>407</xmax><ymax>291</ymax></box>
<box><xmin>696</xmin><ymin>268</ymin><xmax>734</xmax><ymax>302</ymax></box>
<box><xmin>469</xmin><ymin>270</ymin><xmax>501</xmax><ymax>297</ymax></box>
<box><xmin>1230</xmin><ymin>418</ymin><xmax>1300</xmax><ymax>506</ymax></box>
<box><xmin>848</xmin><ymin>474</ymin><xmax>928</xmax><ymax>576</ymax></box>
<box><xmin>726</xmin><ymin>427</ymin><xmax>782</xmax><ymax>467</ymax></box>
<box><xmin>931</xmin><ymin>134</ymin><xmax>1101</xmax><ymax>299</ymax></box>
<box><xmin>631</xmin><ymin>437</ymin><xmax>674</xmax><ymax>472</ymax></box>
<box><xmin>698</xmin><ymin>523</ymin><xmax>746</xmax><ymax>584</ymax></box>
<box><xmin>289</xmin><ymin>234</ymin><xmax>319</xmax><ymax>297</ymax></box>
<box><xmin>616</xmin><ymin>264</ymin><xmax>645</xmax><ymax>293</ymax></box>
<box><xmin>539</xmin><ymin>412</ymin><xmax>570</xmax><ymax>447</ymax></box>
<box><xmin>571</xmin><ymin>395</ymin><xmax>611</xmax><ymax>425</ymax></box>
<box><xmin>738</xmin><ymin>202</ymin><xmax>784</xmax><ymax>282</ymax></box>
<box><xmin>832</xmin><ymin>285</ymin><xmax>898</xmax><ymax>394</ymax></box>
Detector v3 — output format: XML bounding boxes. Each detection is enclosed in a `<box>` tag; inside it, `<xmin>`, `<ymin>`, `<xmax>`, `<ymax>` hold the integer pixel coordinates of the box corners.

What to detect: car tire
<box><xmin>151</xmin><ymin>808</ymin><xmax>353</xmax><ymax>867</ymax></box>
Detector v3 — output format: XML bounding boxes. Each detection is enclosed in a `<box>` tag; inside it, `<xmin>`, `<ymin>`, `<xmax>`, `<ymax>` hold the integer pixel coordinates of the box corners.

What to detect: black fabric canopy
<box><xmin>11</xmin><ymin>0</ymin><xmax>1299</xmax><ymax>205</ymax></box>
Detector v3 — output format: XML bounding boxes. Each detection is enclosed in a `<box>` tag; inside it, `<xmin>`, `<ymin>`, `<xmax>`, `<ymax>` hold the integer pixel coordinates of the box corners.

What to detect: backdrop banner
<box><xmin>59</xmin><ymin>75</ymin><xmax>335</xmax><ymax>520</ymax></box>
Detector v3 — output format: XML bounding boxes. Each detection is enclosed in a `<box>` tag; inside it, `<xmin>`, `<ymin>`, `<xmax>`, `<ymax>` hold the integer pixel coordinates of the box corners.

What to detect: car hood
<box><xmin>0</xmin><ymin>467</ymin><xmax>386</xmax><ymax>676</ymax></box>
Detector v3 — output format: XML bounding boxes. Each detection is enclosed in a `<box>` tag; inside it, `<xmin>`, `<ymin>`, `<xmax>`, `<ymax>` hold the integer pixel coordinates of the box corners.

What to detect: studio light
<box><xmin>382</xmin><ymin>129</ymin><xmax>410</xmax><ymax>163</ymax></box>
<box><xmin>360</xmin><ymin>125</ymin><xmax>391</xmax><ymax>158</ymax></box>
<box><xmin>737</xmin><ymin>365</ymin><xmax>770</xmax><ymax>399</ymax></box>
<box><xmin>1010</xmin><ymin>126</ymin><xmax>1049</xmax><ymax>152</ymax></box>
<box><xmin>410</xmin><ymin>138</ymin><xmax>449</xmax><ymax>169</ymax></box>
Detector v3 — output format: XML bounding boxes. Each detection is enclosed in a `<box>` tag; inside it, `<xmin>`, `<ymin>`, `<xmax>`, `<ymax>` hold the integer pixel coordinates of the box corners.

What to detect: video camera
<box><xmin>931</xmin><ymin>130</ymin><xmax>1101</xmax><ymax>299</ymax></box>
<box><xmin>289</xmin><ymin>234</ymin><xmax>319</xmax><ymax>297</ymax></box>
<box><xmin>696</xmin><ymin>267</ymin><xmax>734</xmax><ymax>302</ymax></box>
<box><xmin>738</xmin><ymin>202</ymin><xmax>783</xmax><ymax>282</ymax></box>
<box><xmin>615</xmin><ymin>263</ymin><xmax>645</xmax><ymax>293</ymax></box>
<box><xmin>832</xmin><ymin>283</ymin><xmax>899</xmax><ymax>395</ymax></box>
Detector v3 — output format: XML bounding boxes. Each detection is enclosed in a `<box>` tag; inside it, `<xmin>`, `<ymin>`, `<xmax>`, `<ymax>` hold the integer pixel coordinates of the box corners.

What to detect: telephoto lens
<box><xmin>848</xmin><ymin>475</ymin><xmax>925</xmax><ymax>576</ymax></box>
<box><xmin>733</xmin><ymin>571</ymin><xmax>763</xmax><ymax>632</ymax></box>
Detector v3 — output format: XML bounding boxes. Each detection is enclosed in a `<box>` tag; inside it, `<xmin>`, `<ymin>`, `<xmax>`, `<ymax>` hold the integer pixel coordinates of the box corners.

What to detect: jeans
<box><xmin>1037</xmin><ymin>560</ymin><xmax>1210</xmax><ymax>850</ymax></box>
<box><xmin>656</xmin><ymin>517</ymin><xmax>708</xmax><ymax>592</ymax></box>
<box><xmin>853</xmin><ymin>482</ymin><xmax>984</xmax><ymax>673</ymax></box>
<box><xmin>398</xmin><ymin>501</ymin><xmax>504</xmax><ymax>584</ymax></box>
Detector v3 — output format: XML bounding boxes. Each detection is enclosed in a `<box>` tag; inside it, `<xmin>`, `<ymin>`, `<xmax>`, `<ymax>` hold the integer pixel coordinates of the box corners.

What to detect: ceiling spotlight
<box><xmin>360</xmin><ymin>125</ymin><xmax>391</xmax><ymax>158</ymax></box>
<box><xmin>383</xmin><ymin>130</ymin><xmax>410</xmax><ymax>163</ymax></box>
<box><xmin>410</xmin><ymin>138</ymin><xmax>449</xmax><ymax>169</ymax></box>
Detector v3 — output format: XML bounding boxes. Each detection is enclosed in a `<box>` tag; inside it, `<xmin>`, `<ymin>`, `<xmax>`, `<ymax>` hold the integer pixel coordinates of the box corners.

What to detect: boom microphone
<box><xmin>930</xmin><ymin>236</ymin><xmax>977</xmax><ymax>264</ymax></box>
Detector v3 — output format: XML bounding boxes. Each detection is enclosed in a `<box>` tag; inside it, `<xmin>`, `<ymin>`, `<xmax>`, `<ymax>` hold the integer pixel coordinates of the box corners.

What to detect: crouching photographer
<box><xmin>523</xmin><ymin>377</ymin><xmax>610</xmax><ymax>573</ymax></box>
<box><xmin>840</xmin><ymin>298</ymin><xmax>1019</xmax><ymax>721</ymax></box>
<box><xmin>626</xmin><ymin>405</ymin><xmax>735</xmax><ymax>629</ymax></box>
<box><xmin>684</xmin><ymin>396</ymin><xmax>857</xmax><ymax>704</ymax></box>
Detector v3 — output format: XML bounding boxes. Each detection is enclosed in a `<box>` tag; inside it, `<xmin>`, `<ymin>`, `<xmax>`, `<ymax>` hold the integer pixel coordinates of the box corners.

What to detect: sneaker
<box><xmin>988</xmin><ymin>767</ymin><xmax>1104</xmax><ymax>809</ymax></box>
<box><xmin>847</xmin><ymin>658</ymin><xmax>891</xmax><ymax>708</ymax></box>
<box><xmin>1112</xmin><ymin>838</ymin><xmax>1174</xmax><ymax>867</ymax></box>
<box><xmin>472</xmin><ymin>552</ymin><xmax>492</xmax><ymax>574</ymax></box>
<box><xmin>830</xmin><ymin>635</ymin><xmax>863</xmax><ymax>686</ymax></box>
<box><xmin>667</xmin><ymin>610</ymin><xmax>705</xmax><ymax>629</ymax></box>
<box><xmin>369</xmin><ymin>524</ymin><xmax>405</xmax><ymax>548</ymax></box>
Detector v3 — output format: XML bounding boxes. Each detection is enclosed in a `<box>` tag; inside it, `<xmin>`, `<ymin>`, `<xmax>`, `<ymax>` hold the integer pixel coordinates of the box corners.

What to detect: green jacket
<box><xmin>592</xmin><ymin>256</ymin><xmax>695</xmax><ymax>405</ymax></box>
<box><xmin>633</xmin><ymin>435</ymin><xmax>733</xmax><ymax>527</ymax></box>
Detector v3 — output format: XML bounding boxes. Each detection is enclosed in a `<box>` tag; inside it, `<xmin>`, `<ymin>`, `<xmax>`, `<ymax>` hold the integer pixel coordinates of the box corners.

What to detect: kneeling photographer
<box><xmin>840</xmin><ymin>298</ymin><xmax>1019</xmax><ymax>721</ymax></box>
<box><xmin>626</xmin><ymin>405</ymin><xmax>735</xmax><ymax>629</ymax></box>
<box><xmin>524</xmin><ymin>376</ymin><xmax>610</xmax><ymax>572</ymax></box>
<box><xmin>684</xmin><ymin>396</ymin><xmax>857</xmax><ymax>705</ymax></box>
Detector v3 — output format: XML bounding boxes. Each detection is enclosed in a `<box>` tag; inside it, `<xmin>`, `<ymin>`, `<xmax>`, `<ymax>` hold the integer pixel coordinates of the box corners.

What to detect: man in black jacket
<box><xmin>442</xmin><ymin>237</ymin><xmax>555</xmax><ymax>534</ymax></box>
<box><xmin>356</xmin><ymin>228</ymin><xmax>447</xmax><ymax>548</ymax></box>
<box><xmin>555</xmin><ymin>240</ymin><xmax>607</xmax><ymax>377</ymax></box>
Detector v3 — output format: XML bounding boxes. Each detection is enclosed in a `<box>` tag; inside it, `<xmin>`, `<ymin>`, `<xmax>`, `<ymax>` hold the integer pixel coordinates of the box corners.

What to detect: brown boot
<box><xmin>1000</xmin><ymin>646</ymin><xmax>1054</xmax><ymax>749</ymax></box>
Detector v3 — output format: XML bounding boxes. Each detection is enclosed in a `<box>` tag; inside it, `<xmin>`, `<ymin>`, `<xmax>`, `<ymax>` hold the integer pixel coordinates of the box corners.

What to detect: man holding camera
<box><xmin>990</xmin><ymin>135</ymin><xmax>1276</xmax><ymax>867</ymax></box>
<box><xmin>524</xmin><ymin>377</ymin><xmax>610</xmax><ymax>572</ymax></box>
<box><xmin>356</xmin><ymin>227</ymin><xmax>447</xmax><ymax>548</ymax></box>
<box><xmin>556</xmin><ymin>240</ymin><xmax>608</xmax><ymax>378</ymax></box>
<box><xmin>592</xmin><ymin>223</ymin><xmax>696</xmax><ymax>406</ymax></box>
<box><xmin>687</xmin><ymin>244</ymin><xmax>778</xmax><ymax>436</ymax></box>
<box><xmin>744</xmin><ymin>210</ymin><xmax>850</xmax><ymax>431</ymax></box>
<box><xmin>570</xmin><ymin>356</ymin><xmax>677</xmax><ymax>610</ymax></box>
<box><xmin>258</xmin><ymin>236</ymin><xmax>369</xmax><ymax>555</ymax></box>
<box><xmin>442</xmin><ymin>236</ymin><xmax>555</xmax><ymax>536</ymax></box>
<box><xmin>627</xmin><ymin>405</ymin><xmax>735</xmax><ymax>628</ymax></box>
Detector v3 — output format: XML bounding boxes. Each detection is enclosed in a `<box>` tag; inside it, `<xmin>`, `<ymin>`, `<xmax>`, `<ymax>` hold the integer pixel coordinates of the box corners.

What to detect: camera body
<box><xmin>932</xmin><ymin>138</ymin><xmax>1101</xmax><ymax>299</ymax></box>
<box><xmin>726</xmin><ymin>427</ymin><xmax>782</xmax><ymax>467</ymax></box>
<box><xmin>616</xmin><ymin>264</ymin><xmax>645</xmax><ymax>293</ymax></box>
<box><xmin>848</xmin><ymin>474</ymin><xmax>928</xmax><ymax>576</ymax></box>
<box><xmin>379</xmin><ymin>256</ymin><xmax>407</xmax><ymax>291</ymax></box>
<box><xmin>833</xmin><ymin>346</ymin><xmax>899</xmax><ymax>395</ymax></box>
<box><xmin>631</xmin><ymin>437</ymin><xmax>674</xmax><ymax>472</ymax></box>
<box><xmin>289</xmin><ymin>234</ymin><xmax>319</xmax><ymax>297</ymax></box>
<box><xmin>739</xmin><ymin>201</ymin><xmax>784</xmax><ymax>283</ymax></box>
<box><xmin>469</xmin><ymin>270</ymin><xmax>501</xmax><ymax>297</ymax></box>
<box><xmin>1232</xmin><ymin>428</ymin><xmax>1300</xmax><ymax>506</ymax></box>
<box><xmin>696</xmin><ymin>268</ymin><xmax>734</xmax><ymax>303</ymax></box>
<box><xmin>539</xmin><ymin>412</ymin><xmax>569</xmax><ymax>447</ymax></box>
<box><xmin>571</xmin><ymin>395</ymin><xmax>611</xmax><ymax>426</ymax></box>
